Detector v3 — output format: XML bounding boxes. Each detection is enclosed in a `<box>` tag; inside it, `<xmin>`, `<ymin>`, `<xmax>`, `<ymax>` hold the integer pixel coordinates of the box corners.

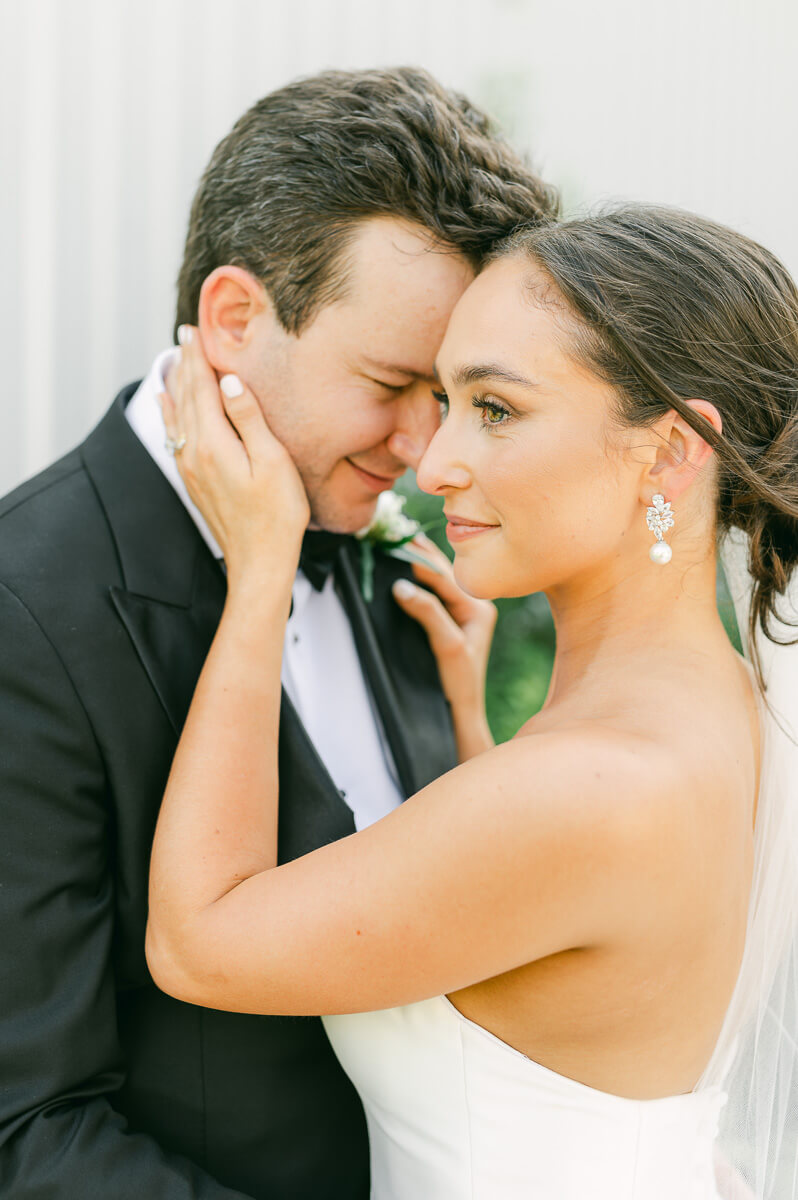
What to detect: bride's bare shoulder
<box><xmin>473</xmin><ymin>685</ymin><xmax>749</xmax><ymax>884</ymax></box>
<box><xmin>464</xmin><ymin>715</ymin><xmax>686</xmax><ymax>851</ymax></box>
<box><xmin>510</xmin><ymin>709</ymin><xmax>679</xmax><ymax>785</ymax></box>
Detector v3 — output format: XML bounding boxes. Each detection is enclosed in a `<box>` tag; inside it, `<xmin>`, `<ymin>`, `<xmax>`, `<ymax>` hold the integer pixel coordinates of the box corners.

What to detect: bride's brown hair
<box><xmin>495</xmin><ymin>205</ymin><xmax>798</xmax><ymax>690</ymax></box>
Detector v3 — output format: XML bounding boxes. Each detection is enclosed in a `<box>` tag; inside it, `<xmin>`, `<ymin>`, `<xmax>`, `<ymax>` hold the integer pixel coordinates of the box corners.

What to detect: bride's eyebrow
<box><xmin>441</xmin><ymin>362</ymin><xmax>540</xmax><ymax>390</ymax></box>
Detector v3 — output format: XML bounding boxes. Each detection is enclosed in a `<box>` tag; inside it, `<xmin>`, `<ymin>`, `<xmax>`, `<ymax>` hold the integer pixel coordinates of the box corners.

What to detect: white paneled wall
<box><xmin>1</xmin><ymin>0</ymin><xmax>796</xmax><ymax>494</ymax></box>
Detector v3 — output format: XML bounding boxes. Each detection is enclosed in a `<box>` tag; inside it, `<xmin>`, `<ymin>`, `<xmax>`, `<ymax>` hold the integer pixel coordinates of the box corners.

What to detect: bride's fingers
<box><xmin>176</xmin><ymin>326</ymin><xmax>232</xmax><ymax>452</ymax></box>
<box><xmin>409</xmin><ymin>535</ymin><xmax>458</xmax><ymax>591</ymax></box>
<box><xmin>159</xmin><ymin>389</ymin><xmax>180</xmax><ymax>444</ymax></box>
<box><xmin>156</xmin><ymin>338</ymin><xmax>197</xmax><ymax>461</ymax></box>
<box><xmin>218</xmin><ymin>372</ymin><xmax>282</xmax><ymax>471</ymax></box>
<box><xmin>410</xmin><ymin>533</ymin><xmax>496</xmax><ymax>629</ymax></box>
<box><xmin>174</xmin><ymin>326</ymin><xmax>275</xmax><ymax>474</ymax></box>
<box><xmin>392</xmin><ymin>578</ymin><xmax>466</xmax><ymax>662</ymax></box>
<box><xmin>405</xmin><ymin>534</ymin><xmax>459</xmax><ymax>587</ymax></box>
<box><xmin>158</xmin><ymin>357</ymin><xmax>198</xmax><ymax>472</ymax></box>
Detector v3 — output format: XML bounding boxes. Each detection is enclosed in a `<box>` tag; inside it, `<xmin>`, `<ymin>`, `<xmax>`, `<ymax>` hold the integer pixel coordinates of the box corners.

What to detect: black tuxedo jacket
<box><xmin>0</xmin><ymin>386</ymin><xmax>457</xmax><ymax>1199</ymax></box>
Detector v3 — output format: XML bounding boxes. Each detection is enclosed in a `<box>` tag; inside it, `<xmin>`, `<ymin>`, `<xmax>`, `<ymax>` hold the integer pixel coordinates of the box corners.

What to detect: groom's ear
<box><xmin>197</xmin><ymin>266</ymin><xmax>272</xmax><ymax>371</ymax></box>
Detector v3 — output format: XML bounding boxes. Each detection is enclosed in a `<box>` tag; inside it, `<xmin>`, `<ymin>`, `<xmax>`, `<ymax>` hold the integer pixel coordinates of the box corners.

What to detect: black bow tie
<box><xmin>298</xmin><ymin>530</ymin><xmax>356</xmax><ymax>591</ymax></box>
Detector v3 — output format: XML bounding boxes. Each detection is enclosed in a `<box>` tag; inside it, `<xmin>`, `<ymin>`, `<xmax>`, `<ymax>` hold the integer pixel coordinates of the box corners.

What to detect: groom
<box><xmin>0</xmin><ymin>68</ymin><xmax>557</xmax><ymax>1199</ymax></box>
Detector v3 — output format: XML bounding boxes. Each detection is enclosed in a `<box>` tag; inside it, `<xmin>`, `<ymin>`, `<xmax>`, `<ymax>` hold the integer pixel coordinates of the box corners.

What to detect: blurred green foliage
<box><xmin>400</xmin><ymin>480</ymin><xmax>743</xmax><ymax>744</ymax></box>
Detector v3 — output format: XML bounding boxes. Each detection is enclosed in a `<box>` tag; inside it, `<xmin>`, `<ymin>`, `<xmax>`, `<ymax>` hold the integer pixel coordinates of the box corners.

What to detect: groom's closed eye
<box><xmin>372</xmin><ymin>379</ymin><xmax>409</xmax><ymax>394</ymax></box>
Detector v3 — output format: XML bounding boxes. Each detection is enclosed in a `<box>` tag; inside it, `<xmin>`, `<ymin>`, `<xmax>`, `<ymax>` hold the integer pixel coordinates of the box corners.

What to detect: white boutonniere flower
<box><xmin>355</xmin><ymin>491</ymin><xmax>440</xmax><ymax>602</ymax></box>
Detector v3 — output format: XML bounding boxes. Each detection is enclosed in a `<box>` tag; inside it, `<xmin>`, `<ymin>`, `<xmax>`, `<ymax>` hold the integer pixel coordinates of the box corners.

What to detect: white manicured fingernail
<box><xmin>393</xmin><ymin>579</ymin><xmax>416</xmax><ymax>600</ymax></box>
<box><xmin>177</xmin><ymin>324</ymin><xmax>193</xmax><ymax>345</ymax></box>
<box><xmin>220</xmin><ymin>373</ymin><xmax>244</xmax><ymax>398</ymax></box>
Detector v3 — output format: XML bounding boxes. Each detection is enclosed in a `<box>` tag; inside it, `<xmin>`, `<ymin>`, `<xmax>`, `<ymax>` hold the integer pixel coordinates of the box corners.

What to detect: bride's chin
<box><xmin>451</xmin><ymin>558</ymin><xmax>504</xmax><ymax>602</ymax></box>
<box><xmin>452</xmin><ymin>546</ymin><xmax>541</xmax><ymax>601</ymax></box>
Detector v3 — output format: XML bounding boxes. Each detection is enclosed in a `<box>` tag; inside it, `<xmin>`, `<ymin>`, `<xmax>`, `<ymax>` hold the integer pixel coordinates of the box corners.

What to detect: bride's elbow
<box><xmin>145</xmin><ymin>918</ymin><xmax>207</xmax><ymax>1006</ymax></box>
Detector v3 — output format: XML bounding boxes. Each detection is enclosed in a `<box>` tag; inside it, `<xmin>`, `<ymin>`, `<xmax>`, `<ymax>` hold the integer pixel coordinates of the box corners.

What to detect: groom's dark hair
<box><xmin>174</xmin><ymin>66</ymin><xmax>559</xmax><ymax>336</ymax></box>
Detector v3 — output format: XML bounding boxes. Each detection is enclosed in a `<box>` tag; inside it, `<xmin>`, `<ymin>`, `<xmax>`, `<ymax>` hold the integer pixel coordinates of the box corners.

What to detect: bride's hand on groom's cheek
<box><xmin>159</xmin><ymin>327</ymin><xmax>310</xmax><ymax>580</ymax></box>
<box><xmin>392</xmin><ymin>534</ymin><xmax>496</xmax><ymax>760</ymax></box>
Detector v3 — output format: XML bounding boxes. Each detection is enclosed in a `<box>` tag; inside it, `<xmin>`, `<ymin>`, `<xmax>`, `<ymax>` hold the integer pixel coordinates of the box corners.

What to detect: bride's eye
<box><xmin>472</xmin><ymin>395</ymin><xmax>511</xmax><ymax>429</ymax></box>
<box><xmin>432</xmin><ymin>389</ymin><xmax>449</xmax><ymax>421</ymax></box>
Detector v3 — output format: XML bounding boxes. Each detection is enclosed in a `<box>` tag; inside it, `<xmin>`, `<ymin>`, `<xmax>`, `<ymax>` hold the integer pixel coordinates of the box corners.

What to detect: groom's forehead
<box><xmin>314</xmin><ymin>275</ymin><xmax>471</xmax><ymax>378</ymax></box>
<box><xmin>342</xmin><ymin>316</ymin><xmax>454</xmax><ymax>383</ymax></box>
<box><xmin>343</xmin><ymin>217</ymin><xmax>474</xmax><ymax>301</ymax></box>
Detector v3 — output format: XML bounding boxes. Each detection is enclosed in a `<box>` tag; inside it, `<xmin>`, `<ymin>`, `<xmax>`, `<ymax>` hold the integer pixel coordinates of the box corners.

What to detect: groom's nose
<box><xmin>386</xmin><ymin>386</ymin><xmax>442</xmax><ymax>469</ymax></box>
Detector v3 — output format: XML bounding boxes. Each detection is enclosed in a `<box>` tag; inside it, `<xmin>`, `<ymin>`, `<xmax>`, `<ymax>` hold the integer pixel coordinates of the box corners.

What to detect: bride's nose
<box><xmin>415</xmin><ymin>423</ymin><xmax>471</xmax><ymax>496</ymax></box>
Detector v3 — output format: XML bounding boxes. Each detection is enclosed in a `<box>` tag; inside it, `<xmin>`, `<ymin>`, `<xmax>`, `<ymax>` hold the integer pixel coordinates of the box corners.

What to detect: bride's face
<box><xmin>416</xmin><ymin>257</ymin><xmax>648</xmax><ymax>599</ymax></box>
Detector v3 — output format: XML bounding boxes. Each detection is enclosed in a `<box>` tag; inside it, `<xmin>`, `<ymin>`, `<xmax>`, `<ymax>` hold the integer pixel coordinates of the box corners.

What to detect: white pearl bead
<box><xmin>649</xmin><ymin>541</ymin><xmax>673</xmax><ymax>565</ymax></box>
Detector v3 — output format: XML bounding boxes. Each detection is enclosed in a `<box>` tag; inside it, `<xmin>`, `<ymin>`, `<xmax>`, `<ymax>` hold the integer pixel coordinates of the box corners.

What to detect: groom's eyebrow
<box><xmin>362</xmin><ymin>355</ymin><xmax>432</xmax><ymax>381</ymax></box>
<box><xmin>449</xmin><ymin>362</ymin><xmax>539</xmax><ymax>390</ymax></box>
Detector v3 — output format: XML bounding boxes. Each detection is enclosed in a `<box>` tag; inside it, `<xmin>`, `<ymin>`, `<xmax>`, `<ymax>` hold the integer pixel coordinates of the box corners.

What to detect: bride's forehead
<box><xmin>439</xmin><ymin>265</ymin><xmax>580</xmax><ymax>383</ymax></box>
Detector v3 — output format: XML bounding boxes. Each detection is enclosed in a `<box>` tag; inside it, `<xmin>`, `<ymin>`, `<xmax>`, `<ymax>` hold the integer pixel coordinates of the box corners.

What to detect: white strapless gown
<box><xmin>323</xmin><ymin>994</ymin><xmax>727</xmax><ymax>1199</ymax></box>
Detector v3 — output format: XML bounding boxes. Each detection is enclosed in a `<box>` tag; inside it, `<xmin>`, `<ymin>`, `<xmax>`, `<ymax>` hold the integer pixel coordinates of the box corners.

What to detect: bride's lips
<box><xmin>445</xmin><ymin>512</ymin><xmax>500</xmax><ymax>543</ymax></box>
<box><xmin>348</xmin><ymin>459</ymin><xmax>404</xmax><ymax>494</ymax></box>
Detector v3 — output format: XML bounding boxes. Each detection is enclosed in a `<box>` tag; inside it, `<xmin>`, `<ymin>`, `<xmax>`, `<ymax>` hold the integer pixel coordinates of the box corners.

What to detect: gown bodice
<box><xmin>323</xmin><ymin>994</ymin><xmax>727</xmax><ymax>1199</ymax></box>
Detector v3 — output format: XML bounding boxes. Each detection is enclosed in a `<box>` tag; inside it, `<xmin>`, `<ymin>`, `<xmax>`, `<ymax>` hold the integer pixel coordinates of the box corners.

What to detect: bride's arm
<box><xmin>146</xmin><ymin>332</ymin><xmax>666</xmax><ymax>1016</ymax></box>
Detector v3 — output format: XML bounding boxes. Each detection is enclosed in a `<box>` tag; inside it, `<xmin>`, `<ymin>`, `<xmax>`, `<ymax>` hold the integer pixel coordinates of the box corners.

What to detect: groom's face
<box><xmin>241</xmin><ymin>217</ymin><xmax>474</xmax><ymax>533</ymax></box>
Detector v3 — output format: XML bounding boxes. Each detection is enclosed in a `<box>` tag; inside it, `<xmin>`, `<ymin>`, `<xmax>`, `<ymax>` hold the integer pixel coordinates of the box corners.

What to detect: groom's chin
<box><xmin>308</xmin><ymin>493</ymin><xmax>379</xmax><ymax>536</ymax></box>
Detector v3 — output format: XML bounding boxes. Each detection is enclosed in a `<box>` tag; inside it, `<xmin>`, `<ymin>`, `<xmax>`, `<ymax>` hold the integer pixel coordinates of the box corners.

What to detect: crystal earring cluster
<box><xmin>646</xmin><ymin>494</ymin><xmax>675</xmax><ymax>564</ymax></box>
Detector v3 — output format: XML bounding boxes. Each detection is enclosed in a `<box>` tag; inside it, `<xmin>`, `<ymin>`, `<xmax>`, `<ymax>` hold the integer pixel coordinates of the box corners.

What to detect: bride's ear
<box><xmin>643</xmin><ymin>399</ymin><xmax>723</xmax><ymax>504</ymax></box>
<box><xmin>197</xmin><ymin>266</ymin><xmax>271</xmax><ymax>371</ymax></box>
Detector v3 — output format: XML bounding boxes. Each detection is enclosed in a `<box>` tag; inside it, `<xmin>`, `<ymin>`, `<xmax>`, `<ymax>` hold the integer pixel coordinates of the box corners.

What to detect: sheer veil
<box><xmin>700</xmin><ymin>529</ymin><xmax>798</xmax><ymax>1197</ymax></box>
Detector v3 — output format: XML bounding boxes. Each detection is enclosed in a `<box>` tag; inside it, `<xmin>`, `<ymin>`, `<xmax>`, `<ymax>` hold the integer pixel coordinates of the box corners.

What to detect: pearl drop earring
<box><xmin>646</xmin><ymin>494</ymin><xmax>675</xmax><ymax>564</ymax></box>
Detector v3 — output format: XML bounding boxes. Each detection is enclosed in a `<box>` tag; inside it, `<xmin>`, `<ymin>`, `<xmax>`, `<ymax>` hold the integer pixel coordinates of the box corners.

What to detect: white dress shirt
<box><xmin>125</xmin><ymin>350</ymin><xmax>404</xmax><ymax>831</ymax></box>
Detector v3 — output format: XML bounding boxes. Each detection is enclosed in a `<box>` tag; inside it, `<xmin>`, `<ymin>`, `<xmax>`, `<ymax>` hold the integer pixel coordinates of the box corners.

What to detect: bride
<box><xmin>146</xmin><ymin>203</ymin><xmax>798</xmax><ymax>1199</ymax></box>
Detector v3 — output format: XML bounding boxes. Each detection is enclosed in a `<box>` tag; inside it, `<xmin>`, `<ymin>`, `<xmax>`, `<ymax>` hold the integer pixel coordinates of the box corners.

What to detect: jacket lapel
<box><xmin>82</xmin><ymin>389</ymin><xmax>355</xmax><ymax>859</ymax></box>
<box><xmin>336</xmin><ymin>543</ymin><xmax>458</xmax><ymax>797</ymax></box>
<box><xmin>82</xmin><ymin>386</ymin><xmax>228</xmax><ymax>735</ymax></box>
<box><xmin>108</xmin><ymin>553</ymin><xmax>226</xmax><ymax>737</ymax></box>
<box><xmin>276</xmin><ymin>696</ymin><xmax>356</xmax><ymax>860</ymax></box>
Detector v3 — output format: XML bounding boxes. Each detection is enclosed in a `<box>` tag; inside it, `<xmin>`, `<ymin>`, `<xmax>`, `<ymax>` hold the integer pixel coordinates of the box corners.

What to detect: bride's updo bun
<box><xmin>495</xmin><ymin>205</ymin><xmax>798</xmax><ymax>684</ymax></box>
